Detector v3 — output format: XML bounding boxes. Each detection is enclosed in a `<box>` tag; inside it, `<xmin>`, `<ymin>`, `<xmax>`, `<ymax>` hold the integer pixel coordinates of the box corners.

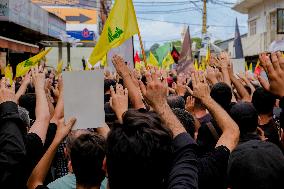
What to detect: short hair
<box><xmin>104</xmin><ymin>79</ymin><xmax>116</xmax><ymax>93</ymax></box>
<box><xmin>230</xmin><ymin>102</ymin><xmax>258</xmax><ymax>135</ymax></box>
<box><xmin>194</xmin><ymin>98</ymin><xmax>207</xmax><ymax>110</ymax></box>
<box><xmin>167</xmin><ymin>95</ymin><xmax>185</xmax><ymax>109</ymax></box>
<box><xmin>172</xmin><ymin>108</ymin><xmax>195</xmax><ymax>137</ymax></box>
<box><xmin>252</xmin><ymin>87</ymin><xmax>276</xmax><ymax>115</ymax></box>
<box><xmin>210</xmin><ymin>82</ymin><xmax>232</xmax><ymax>112</ymax></box>
<box><xmin>18</xmin><ymin>93</ymin><xmax>36</xmax><ymax>121</ymax></box>
<box><xmin>70</xmin><ymin>133</ymin><xmax>106</xmax><ymax>187</ymax></box>
<box><xmin>106</xmin><ymin>109</ymin><xmax>173</xmax><ymax>189</ymax></box>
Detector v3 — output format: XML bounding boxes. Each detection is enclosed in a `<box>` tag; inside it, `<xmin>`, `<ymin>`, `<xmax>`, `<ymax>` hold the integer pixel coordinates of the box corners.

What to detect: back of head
<box><xmin>252</xmin><ymin>87</ymin><xmax>276</xmax><ymax>115</ymax></box>
<box><xmin>194</xmin><ymin>98</ymin><xmax>207</xmax><ymax>111</ymax></box>
<box><xmin>19</xmin><ymin>93</ymin><xmax>36</xmax><ymax>121</ymax></box>
<box><xmin>172</xmin><ymin>108</ymin><xmax>195</xmax><ymax>138</ymax></box>
<box><xmin>104</xmin><ymin>79</ymin><xmax>116</xmax><ymax>94</ymax></box>
<box><xmin>228</xmin><ymin>140</ymin><xmax>284</xmax><ymax>189</ymax></box>
<box><xmin>210</xmin><ymin>82</ymin><xmax>232</xmax><ymax>112</ymax></box>
<box><xmin>106</xmin><ymin>109</ymin><xmax>173</xmax><ymax>189</ymax></box>
<box><xmin>70</xmin><ymin>133</ymin><xmax>106</xmax><ymax>188</ymax></box>
<box><xmin>167</xmin><ymin>95</ymin><xmax>185</xmax><ymax>109</ymax></box>
<box><xmin>230</xmin><ymin>102</ymin><xmax>258</xmax><ymax>135</ymax></box>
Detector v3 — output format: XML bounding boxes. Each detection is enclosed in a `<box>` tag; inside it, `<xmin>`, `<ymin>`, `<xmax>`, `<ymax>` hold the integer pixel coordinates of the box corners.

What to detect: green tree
<box><xmin>192</xmin><ymin>37</ymin><xmax>202</xmax><ymax>49</ymax></box>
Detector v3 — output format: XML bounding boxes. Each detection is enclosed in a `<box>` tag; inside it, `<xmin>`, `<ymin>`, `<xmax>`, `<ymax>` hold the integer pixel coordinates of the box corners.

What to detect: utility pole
<box><xmin>202</xmin><ymin>0</ymin><xmax>207</xmax><ymax>35</ymax></box>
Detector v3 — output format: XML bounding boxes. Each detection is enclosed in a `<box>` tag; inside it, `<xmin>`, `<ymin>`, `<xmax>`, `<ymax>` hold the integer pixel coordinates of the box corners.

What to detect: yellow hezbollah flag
<box><xmin>194</xmin><ymin>59</ymin><xmax>199</xmax><ymax>70</ymax></box>
<box><xmin>100</xmin><ymin>55</ymin><xmax>107</xmax><ymax>67</ymax></box>
<box><xmin>5</xmin><ymin>64</ymin><xmax>13</xmax><ymax>85</ymax></box>
<box><xmin>245</xmin><ymin>61</ymin><xmax>248</xmax><ymax>71</ymax></box>
<box><xmin>162</xmin><ymin>52</ymin><xmax>175</xmax><ymax>69</ymax></box>
<box><xmin>249</xmin><ymin>63</ymin><xmax>253</xmax><ymax>72</ymax></box>
<box><xmin>57</xmin><ymin>60</ymin><xmax>64</xmax><ymax>74</ymax></box>
<box><xmin>89</xmin><ymin>0</ymin><xmax>139</xmax><ymax>66</ymax></box>
<box><xmin>148</xmin><ymin>52</ymin><xmax>159</xmax><ymax>67</ymax></box>
<box><xmin>205</xmin><ymin>45</ymin><xmax>210</xmax><ymax>62</ymax></box>
<box><xmin>16</xmin><ymin>48</ymin><xmax>52</xmax><ymax>77</ymax></box>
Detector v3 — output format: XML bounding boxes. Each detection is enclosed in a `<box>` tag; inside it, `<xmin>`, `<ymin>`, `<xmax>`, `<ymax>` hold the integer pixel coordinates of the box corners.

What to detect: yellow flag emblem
<box><xmin>89</xmin><ymin>0</ymin><xmax>139</xmax><ymax>66</ymax></box>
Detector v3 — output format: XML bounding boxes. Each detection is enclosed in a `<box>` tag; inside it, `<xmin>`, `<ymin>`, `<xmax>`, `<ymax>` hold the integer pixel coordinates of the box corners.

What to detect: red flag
<box><xmin>171</xmin><ymin>46</ymin><xmax>180</xmax><ymax>63</ymax></box>
<box><xmin>134</xmin><ymin>51</ymin><xmax>141</xmax><ymax>63</ymax></box>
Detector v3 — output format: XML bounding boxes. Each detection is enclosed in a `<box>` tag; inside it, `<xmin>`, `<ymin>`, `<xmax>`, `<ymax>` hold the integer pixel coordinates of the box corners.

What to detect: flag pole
<box><xmin>138</xmin><ymin>30</ymin><xmax>147</xmax><ymax>66</ymax></box>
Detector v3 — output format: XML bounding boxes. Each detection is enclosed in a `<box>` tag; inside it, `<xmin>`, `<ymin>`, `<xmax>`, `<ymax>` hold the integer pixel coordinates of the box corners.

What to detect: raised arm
<box><xmin>228</xmin><ymin>63</ymin><xmax>251</xmax><ymax>102</ymax></box>
<box><xmin>0</xmin><ymin>79</ymin><xmax>26</xmax><ymax>188</ymax></box>
<box><xmin>15</xmin><ymin>72</ymin><xmax>31</xmax><ymax>103</ymax></box>
<box><xmin>112</xmin><ymin>55</ymin><xmax>145</xmax><ymax>109</ymax></box>
<box><xmin>139</xmin><ymin>71</ymin><xmax>198</xmax><ymax>189</ymax></box>
<box><xmin>50</xmin><ymin>76</ymin><xmax>64</xmax><ymax>125</ymax></box>
<box><xmin>28</xmin><ymin>67</ymin><xmax>50</xmax><ymax>144</ymax></box>
<box><xmin>188</xmin><ymin>72</ymin><xmax>240</xmax><ymax>152</ymax></box>
<box><xmin>27</xmin><ymin>118</ymin><xmax>76</xmax><ymax>189</ymax></box>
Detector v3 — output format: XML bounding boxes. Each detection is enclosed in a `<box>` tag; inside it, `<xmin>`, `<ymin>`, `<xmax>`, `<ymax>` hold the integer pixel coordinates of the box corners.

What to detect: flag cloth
<box><xmin>57</xmin><ymin>60</ymin><xmax>64</xmax><ymax>74</ymax></box>
<box><xmin>89</xmin><ymin>0</ymin><xmax>139</xmax><ymax>66</ymax></box>
<box><xmin>245</xmin><ymin>62</ymin><xmax>248</xmax><ymax>71</ymax></box>
<box><xmin>156</xmin><ymin>43</ymin><xmax>171</xmax><ymax>64</ymax></box>
<box><xmin>234</xmin><ymin>18</ymin><xmax>244</xmax><ymax>59</ymax></box>
<box><xmin>5</xmin><ymin>64</ymin><xmax>13</xmax><ymax>84</ymax></box>
<box><xmin>148</xmin><ymin>52</ymin><xmax>159</xmax><ymax>67</ymax></box>
<box><xmin>249</xmin><ymin>63</ymin><xmax>253</xmax><ymax>72</ymax></box>
<box><xmin>254</xmin><ymin>60</ymin><xmax>261</xmax><ymax>75</ymax></box>
<box><xmin>171</xmin><ymin>46</ymin><xmax>180</xmax><ymax>63</ymax></box>
<box><xmin>162</xmin><ymin>52</ymin><xmax>175</xmax><ymax>69</ymax></box>
<box><xmin>134</xmin><ymin>51</ymin><xmax>141</xmax><ymax>63</ymax></box>
<box><xmin>194</xmin><ymin>59</ymin><xmax>199</xmax><ymax>70</ymax></box>
<box><xmin>177</xmin><ymin>26</ymin><xmax>193</xmax><ymax>74</ymax></box>
<box><xmin>201</xmin><ymin>57</ymin><xmax>206</xmax><ymax>71</ymax></box>
<box><xmin>16</xmin><ymin>48</ymin><xmax>52</xmax><ymax>77</ymax></box>
<box><xmin>107</xmin><ymin>38</ymin><xmax>134</xmax><ymax>71</ymax></box>
<box><xmin>100</xmin><ymin>55</ymin><xmax>107</xmax><ymax>67</ymax></box>
<box><xmin>205</xmin><ymin>45</ymin><xmax>210</xmax><ymax>62</ymax></box>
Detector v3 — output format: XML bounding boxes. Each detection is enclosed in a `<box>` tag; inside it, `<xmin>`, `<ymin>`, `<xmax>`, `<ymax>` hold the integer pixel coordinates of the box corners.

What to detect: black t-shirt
<box><xmin>259</xmin><ymin>119</ymin><xmax>280</xmax><ymax>147</ymax></box>
<box><xmin>198</xmin><ymin>145</ymin><xmax>230</xmax><ymax>189</ymax></box>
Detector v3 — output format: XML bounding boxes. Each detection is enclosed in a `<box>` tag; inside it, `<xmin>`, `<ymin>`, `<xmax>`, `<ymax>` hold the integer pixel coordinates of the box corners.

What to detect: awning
<box><xmin>0</xmin><ymin>36</ymin><xmax>39</xmax><ymax>54</ymax></box>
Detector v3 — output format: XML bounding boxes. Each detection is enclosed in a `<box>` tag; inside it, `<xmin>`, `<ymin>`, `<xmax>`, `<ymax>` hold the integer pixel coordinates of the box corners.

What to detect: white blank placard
<box><xmin>63</xmin><ymin>70</ymin><xmax>105</xmax><ymax>130</ymax></box>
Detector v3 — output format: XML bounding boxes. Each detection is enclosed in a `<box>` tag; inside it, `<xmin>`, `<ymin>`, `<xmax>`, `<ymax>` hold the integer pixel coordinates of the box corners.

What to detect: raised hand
<box><xmin>112</xmin><ymin>55</ymin><xmax>130</xmax><ymax>77</ymax></box>
<box><xmin>185</xmin><ymin>96</ymin><xmax>195</xmax><ymax>114</ymax></box>
<box><xmin>31</xmin><ymin>66</ymin><xmax>45</xmax><ymax>91</ymax></box>
<box><xmin>187</xmin><ymin>72</ymin><xmax>211</xmax><ymax>102</ymax></box>
<box><xmin>0</xmin><ymin>78</ymin><xmax>16</xmax><ymax>104</ymax></box>
<box><xmin>54</xmin><ymin>117</ymin><xmax>76</xmax><ymax>142</ymax></box>
<box><xmin>259</xmin><ymin>52</ymin><xmax>284</xmax><ymax>97</ymax></box>
<box><xmin>139</xmin><ymin>71</ymin><xmax>168</xmax><ymax>109</ymax></box>
<box><xmin>110</xmin><ymin>84</ymin><xmax>128</xmax><ymax>123</ymax></box>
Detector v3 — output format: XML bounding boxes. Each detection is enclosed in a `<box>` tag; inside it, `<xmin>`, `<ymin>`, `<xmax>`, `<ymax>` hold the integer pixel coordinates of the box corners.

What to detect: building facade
<box><xmin>232</xmin><ymin>0</ymin><xmax>284</xmax><ymax>57</ymax></box>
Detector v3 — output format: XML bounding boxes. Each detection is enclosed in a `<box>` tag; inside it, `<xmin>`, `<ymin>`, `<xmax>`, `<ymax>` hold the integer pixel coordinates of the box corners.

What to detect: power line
<box><xmin>137</xmin><ymin>17</ymin><xmax>246</xmax><ymax>28</ymax></box>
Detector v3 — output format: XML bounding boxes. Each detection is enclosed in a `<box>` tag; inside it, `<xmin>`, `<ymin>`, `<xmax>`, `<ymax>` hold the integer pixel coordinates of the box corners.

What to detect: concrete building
<box><xmin>232</xmin><ymin>0</ymin><xmax>284</xmax><ymax>57</ymax></box>
<box><xmin>0</xmin><ymin>0</ymin><xmax>65</xmax><ymax>73</ymax></box>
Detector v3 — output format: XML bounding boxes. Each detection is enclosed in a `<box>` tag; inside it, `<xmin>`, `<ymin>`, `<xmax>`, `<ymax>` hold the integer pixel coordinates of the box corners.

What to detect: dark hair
<box><xmin>104</xmin><ymin>79</ymin><xmax>116</xmax><ymax>93</ymax></box>
<box><xmin>19</xmin><ymin>93</ymin><xmax>36</xmax><ymax>120</ymax></box>
<box><xmin>194</xmin><ymin>98</ymin><xmax>207</xmax><ymax>110</ymax></box>
<box><xmin>172</xmin><ymin>108</ymin><xmax>195</xmax><ymax>137</ymax></box>
<box><xmin>167</xmin><ymin>95</ymin><xmax>185</xmax><ymax>109</ymax></box>
<box><xmin>252</xmin><ymin>87</ymin><xmax>276</xmax><ymax>115</ymax></box>
<box><xmin>230</xmin><ymin>102</ymin><xmax>258</xmax><ymax>134</ymax></box>
<box><xmin>210</xmin><ymin>82</ymin><xmax>232</xmax><ymax>112</ymax></box>
<box><xmin>70</xmin><ymin>133</ymin><xmax>106</xmax><ymax>188</ymax></box>
<box><xmin>106</xmin><ymin>109</ymin><xmax>173</xmax><ymax>189</ymax></box>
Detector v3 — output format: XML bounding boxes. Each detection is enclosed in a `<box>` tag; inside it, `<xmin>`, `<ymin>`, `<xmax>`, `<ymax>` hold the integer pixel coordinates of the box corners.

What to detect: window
<box><xmin>249</xmin><ymin>19</ymin><xmax>257</xmax><ymax>36</ymax></box>
<box><xmin>277</xmin><ymin>9</ymin><xmax>284</xmax><ymax>34</ymax></box>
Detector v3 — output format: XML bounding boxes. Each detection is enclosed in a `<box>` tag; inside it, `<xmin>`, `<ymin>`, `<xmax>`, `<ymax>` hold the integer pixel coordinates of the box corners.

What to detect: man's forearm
<box><xmin>230</xmin><ymin>76</ymin><xmax>250</xmax><ymax>102</ymax></box>
<box><xmin>201</xmin><ymin>97</ymin><xmax>239</xmax><ymax>151</ymax></box>
<box><xmin>27</xmin><ymin>138</ymin><xmax>61</xmax><ymax>189</ymax></box>
<box><xmin>122</xmin><ymin>74</ymin><xmax>145</xmax><ymax>109</ymax></box>
<box><xmin>154</xmin><ymin>103</ymin><xmax>186</xmax><ymax>138</ymax></box>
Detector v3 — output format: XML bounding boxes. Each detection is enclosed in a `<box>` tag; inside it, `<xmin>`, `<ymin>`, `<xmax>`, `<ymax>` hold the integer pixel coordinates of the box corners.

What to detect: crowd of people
<box><xmin>1</xmin><ymin>51</ymin><xmax>284</xmax><ymax>189</ymax></box>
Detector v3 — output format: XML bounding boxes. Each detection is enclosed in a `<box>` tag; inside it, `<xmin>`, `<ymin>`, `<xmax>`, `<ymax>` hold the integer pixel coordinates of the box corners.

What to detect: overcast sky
<box><xmin>132</xmin><ymin>0</ymin><xmax>248</xmax><ymax>50</ymax></box>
